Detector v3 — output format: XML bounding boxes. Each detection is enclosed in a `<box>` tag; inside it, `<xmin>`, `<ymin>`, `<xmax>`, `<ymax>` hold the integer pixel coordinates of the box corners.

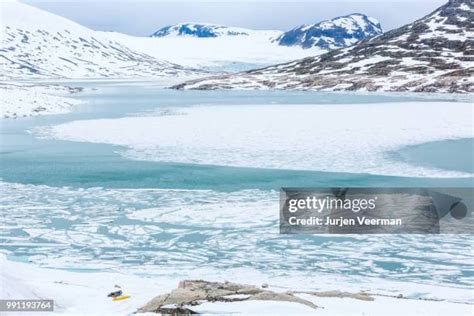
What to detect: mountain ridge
<box><xmin>150</xmin><ymin>23</ymin><xmax>254</xmax><ymax>38</ymax></box>
<box><xmin>276</xmin><ymin>13</ymin><xmax>382</xmax><ymax>49</ymax></box>
<box><xmin>150</xmin><ymin>14</ymin><xmax>382</xmax><ymax>50</ymax></box>
<box><xmin>173</xmin><ymin>0</ymin><xmax>474</xmax><ymax>93</ymax></box>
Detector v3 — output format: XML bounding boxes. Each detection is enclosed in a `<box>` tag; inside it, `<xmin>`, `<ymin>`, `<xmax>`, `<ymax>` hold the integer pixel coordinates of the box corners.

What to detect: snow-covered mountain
<box><xmin>1</xmin><ymin>1</ymin><xmax>386</xmax><ymax>78</ymax></box>
<box><xmin>142</xmin><ymin>17</ymin><xmax>383</xmax><ymax>70</ymax></box>
<box><xmin>174</xmin><ymin>0</ymin><xmax>474</xmax><ymax>93</ymax></box>
<box><xmin>151</xmin><ymin>23</ymin><xmax>252</xmax><ymax>37</ymax></box>
<box><xmin>151</xmin><ymin>17</ymin><xmax>382</xmax><ymax>49</ymax></box>
<box><xmin>0</xmin><ymin>1</ymin><xmax>193</xmax><ymax>80</ymax></box>
<box><xmin>276</xmin><ymin>13</ymin><xmax>383</xmax><ymax>49</ymax></box>
<box><xmin>0</xmin><ymin>1</ymin><xmax>329</xmax><ymax>77</ymax></box>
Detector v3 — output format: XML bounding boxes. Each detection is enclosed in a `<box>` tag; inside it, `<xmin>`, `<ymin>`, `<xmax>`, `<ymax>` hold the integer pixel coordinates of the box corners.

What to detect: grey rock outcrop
<box><xmin>137</xmin><ymin>280</ymin><xmax>318</xmax><ymax>314</ymax></box>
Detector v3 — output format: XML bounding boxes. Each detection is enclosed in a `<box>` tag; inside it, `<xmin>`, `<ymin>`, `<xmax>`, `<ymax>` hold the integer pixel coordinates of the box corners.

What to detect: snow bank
<box><xmin>1</xmin><ymin>254</ymin><xmax>472</xmax><ymax>315</ymax></box>
<box><xmin>0</xmin><ymin>254</ymin><xmax>163</xmax><ymax>315</ymax></box>
<box><xmin>0</xmin><ymin>83</ymin><xmax>83</xmax><ymax>118</ymax></box>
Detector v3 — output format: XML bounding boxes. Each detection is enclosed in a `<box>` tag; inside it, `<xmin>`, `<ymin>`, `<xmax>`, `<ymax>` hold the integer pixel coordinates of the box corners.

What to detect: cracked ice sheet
<box><xmin>1</xmin><ymin>181</ymin><xmax>473</xmax><ymax>304</ymax></box>
<box><xmin>39</xmin><ymin>102</ymin><xmax>474</xmax><ymax>178</ymax></box>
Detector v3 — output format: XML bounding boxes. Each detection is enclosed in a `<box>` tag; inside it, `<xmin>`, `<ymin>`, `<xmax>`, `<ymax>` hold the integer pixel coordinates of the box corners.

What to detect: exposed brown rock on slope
<box><xmin>174</xmin><ymin>0</ymin><xmax>473</xmax><ymax>93</ymax></box>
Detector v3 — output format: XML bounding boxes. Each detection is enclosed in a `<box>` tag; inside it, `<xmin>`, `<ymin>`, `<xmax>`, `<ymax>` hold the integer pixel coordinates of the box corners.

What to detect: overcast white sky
<box><xmin>21</xmin><ymin>0</ymin><xmax>447</xmax><ymax>36</ymax></box>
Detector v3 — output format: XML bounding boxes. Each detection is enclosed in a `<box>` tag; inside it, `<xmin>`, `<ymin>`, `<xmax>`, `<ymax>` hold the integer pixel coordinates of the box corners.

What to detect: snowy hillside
<box><xmin>174</xmin><ymin>0</ymin><xmax>474</xmax><ymax>93</ymax></box>
<box><xmin>151</xmin><ymin>23</ymin><xmax>252</xmax><ymax>37</ymax></box>
<box><xmin>0</xmin><ymin>1</ymin><xmax>192</xmax><ymax>79</ymax></box>
<box><xmin>276</xmin><ymin>13</ymin><xmax>383</xmax><ymax>49</ymax></box>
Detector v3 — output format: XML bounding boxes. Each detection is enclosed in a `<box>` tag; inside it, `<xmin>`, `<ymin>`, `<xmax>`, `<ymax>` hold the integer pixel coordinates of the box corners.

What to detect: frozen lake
<box><xmin>1</xmin><ymin>82</ymin><xmax>473</xmax><ymax>303</ymax></box>
<box><xmin>1</xmin><ymin>82</ymin><xmax>472</xmax><ymax>188</ymax></box>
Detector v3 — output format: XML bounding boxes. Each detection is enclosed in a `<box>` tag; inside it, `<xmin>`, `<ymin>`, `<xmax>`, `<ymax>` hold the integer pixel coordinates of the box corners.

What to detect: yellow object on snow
<box><xmin>112</xmin><ymin>295</ymin><xmax>131</xmax><ymax>301</ymax></box>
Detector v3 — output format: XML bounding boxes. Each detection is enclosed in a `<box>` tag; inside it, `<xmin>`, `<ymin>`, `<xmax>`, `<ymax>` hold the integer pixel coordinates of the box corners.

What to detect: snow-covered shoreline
<box><xmin>0</xmin><ymin>83</ymin><xmax>84</xmax><ymax>119</ymax></box>
<box><xmin>0</xmin><ymin>75</ymin><xmax>202</xmax><ymax>119</ymax></box>
<box><xmin>1</xmin><ymin>254</ymin><xmax>472</xmax><ymax>315</ymax></box>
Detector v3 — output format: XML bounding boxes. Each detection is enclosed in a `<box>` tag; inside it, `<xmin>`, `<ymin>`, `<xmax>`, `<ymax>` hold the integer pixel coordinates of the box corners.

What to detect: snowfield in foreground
<box><xmin>1</xmin><ymin>254</ymin><xmax>472</xmax><ymax>315</ymax></box>
<box><xmin>0</xmin><ymin>83</ymin><xmax>83</xmax><ymax>118</ymax></box>
<box><xmin>38</xmin><ymin>102</ymin><xmax>474</xmax><ymax>178</ymax></box>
